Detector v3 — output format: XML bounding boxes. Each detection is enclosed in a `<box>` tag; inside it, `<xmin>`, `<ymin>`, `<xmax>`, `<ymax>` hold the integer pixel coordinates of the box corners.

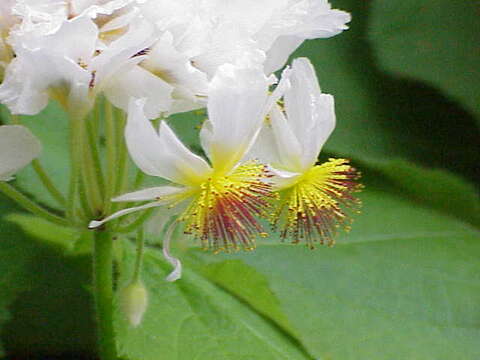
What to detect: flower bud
<box><xmin>120</xmin><ymin>281</ymin><xmax>148</xmax><ymax>328</ymax></box>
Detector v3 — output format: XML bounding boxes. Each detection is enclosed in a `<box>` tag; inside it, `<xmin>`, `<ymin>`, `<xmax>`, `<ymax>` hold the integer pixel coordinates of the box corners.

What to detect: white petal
<box><xmin>206</xmin><ymin>63</ymin><xmax>269</xmax><ymax>171</ymax></box>
<box><xmin>0</xmin><ymin>125</ymin><xmax>41</xmax><ymax>181</ymax></box>
<box><xmin>201</xmin><ymin>0</ymin><xmax>282</xmax><ymax>35</ymax></box>
<box><xmin>263</xmin><ymin>35</ymin><xmax>303</xmax><ymax>74</ymax></box>
<box><xmin>162</xmin><ymin>222</ymin><xmax>182</xmax><ymax>282</ymax></box>
<box><xmin>13</xmin><ymin>16</ymin><xmax>98</xmax><ymax>60</ymax></box>
<box><xmin>158</xmin><ymin>121</ymin><xmax>212</xmax><ymax>183</ymax></box>
<box><xmin>285</xmin><ymin>58</ymin><xmax>335</xmax><ymax>169</ymax></box>
<box><xmin>199</xmin><ymin>119</ymin><xmax>213</xmax><ymax>160</ymax></box>
<box><xmin>141</xmin><ymin>31</ymin><xmax>209</xmax><ymax>107</ymax></box>
<box><xmin>1</xmin><ymin>15</ymin><xmax>96</xmax><ymax>115</ymax></box>
<box><xmin>263</xmin><ymin>65</ymin><xmax>292</xmax><ymax>117</ymax></box>
<box><xmin>104</xmin><ymin>65</ymin><xmax>173</xmax><ymax>119</ymax></box>
<box><xmin>190</xmin><ymin>22</ymin><xmax>263</xmax><ymax>78</ymax></box>
<box><xmin>0</xmin><ymin>49</ymin><xmax>90</xmax><ymax>115</ymax></box>
<box><xmin>269</xmin><ymin>106</ymin><xmax>303</xmax><ymax>172</ymax></box>
<box><xmin>125</xmin><ymin>98</ymin><xmax>211</xmax><ymax>185</ymax></box>
<box><xmin>255</xmin><ymin>0</ymin><xmax>351</xmax><ymax>52</ymax></box>
<box><xmin>244</xmin><ymin>120</ymin><xmax>280</xmax><ymax>166</ymax></box>
<box><xmin>88</xmin><ymin>201</ymin><xmax>161</xmax><ymax>229</ymax></box>
<box><xmin>91</xmin><ymin>16</ymin><xmax>156</xmax><ymax>88</ymax></box>
<box><xmin>125</xmin><ymin>99</ymin><xmax>172</xmax><ymax>177</ymax></box>
<box><xmin>302</xmin><ymin>94</ymin><xmax>335</xmax><ymax>168</ymax></box>
<box><xmin>78</xmin><ymin>0</ymin><xmax>135</xmax><ymax>18</ymax></box>
<box><xmin>298</xmin><ymin>8</ymin><xmax>351</xmax><ymax>39</ymax></box>
<box><xmin>112</xmin><ymin>186</ymin><xmax>185</xmax><ymax>202</ymax></box>
<box><xmin>269</xmin><ymin>167</ymin><xmax>302</xmax><ymax>190</ymax></box>
<box><xmin>0</xmin><ymin>1</ymin><xmax>17</xmax><ymax>30</ymax></box>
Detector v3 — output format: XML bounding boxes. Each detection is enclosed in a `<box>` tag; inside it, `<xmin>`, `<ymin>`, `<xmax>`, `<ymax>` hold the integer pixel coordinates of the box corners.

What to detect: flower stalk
<box><xmin>0</xmin><ymin>182</ymin><xmax>69</xmax><ymax>226</ymax></box>
<box><xmin>93</xmin><ymin>228</ymin><xmax>118</xmax><ymax>360</ymax></box>
<box><xmin>31</xmin><ymin>159</ymin><xmax>67</xmax><ymax>207</ymax></box>
<box><xmin>103</xmin><ymin>101</ymin><xmax>117</xmax><ymax>216</ymax></box>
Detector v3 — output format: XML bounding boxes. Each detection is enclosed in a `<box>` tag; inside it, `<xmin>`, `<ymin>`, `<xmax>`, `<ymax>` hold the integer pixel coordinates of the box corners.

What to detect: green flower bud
<box><xmin>120</xmin><ymin>281</ymin><xmax>148</xmax><ymax>327</ymax></box>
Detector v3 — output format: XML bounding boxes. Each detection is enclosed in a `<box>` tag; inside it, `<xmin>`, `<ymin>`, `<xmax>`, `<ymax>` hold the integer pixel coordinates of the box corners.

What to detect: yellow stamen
<box><xmin>178</xmin><ymin>161</ymin><xmax>274</xmax><ymax>253</ymax></box>
<box><xmin>272</xmin><ymin>158</ymin><xmax>362</xmax><ymax>248</ymax></box>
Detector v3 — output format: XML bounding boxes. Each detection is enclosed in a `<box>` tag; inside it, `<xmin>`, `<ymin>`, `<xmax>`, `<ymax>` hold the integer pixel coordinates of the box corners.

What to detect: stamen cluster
<box><xmin>273</xmin><ymin>159</ymin><xmax>362</xmax><ymax>248</ymax></box>
<box><xmin>181</xmin><ymin>161</ymin><xmax>274</xmax><ymax>253</ymax></box>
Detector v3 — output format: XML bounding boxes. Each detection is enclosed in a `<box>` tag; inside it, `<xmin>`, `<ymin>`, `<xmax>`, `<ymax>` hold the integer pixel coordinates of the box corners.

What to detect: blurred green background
<box><xmin>0</xmin><ymin>1</ymin><xmax>479</xmax><ymax>359</ymax></box>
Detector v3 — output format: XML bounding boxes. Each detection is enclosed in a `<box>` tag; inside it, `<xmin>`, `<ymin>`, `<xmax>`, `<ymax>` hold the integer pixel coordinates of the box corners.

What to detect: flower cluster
<box><xmin>0</xmin><ymin>0</ymin><xmax>361</xmax><ymax>283</ymax></box>
<box><xmin>0</xmin><ymin>0</ymin><xmax>350</xmax><ymax>117</ymax></box>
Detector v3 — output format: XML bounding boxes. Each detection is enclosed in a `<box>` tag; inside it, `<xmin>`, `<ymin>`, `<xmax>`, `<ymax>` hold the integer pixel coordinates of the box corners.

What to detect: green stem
<box><xmin>0</xmin><ymin>182</ymin><xmax>69</xmax><ymax>226</ymax></box>
<box><xmin>132</xmin><ymin>228</ymin><xmax>145</xmax><ymax>283</ymax></box>
<box><xmin>103</xmin><ymin>101</ymin><xmax>117</xmax><ymax>216</ymax></box>
<box><xmin>112</xmin><ymin>109</ymin><xmax>129</xmax><ymax>212</ymax></box>
<box><xmin>93</xmin><ymin>229</ymin><xmax>118</xmax><ymax>360</ymax></box>
<box><xmin>67</xmin><ymin>114</ymin><xmax>84</xmax><ymax>221</ymax></box>
<box><xmin>77</xmin><ymin>176</ymin><xmax>93</xmax><ymax>222</ymax></box>
<box><xmin>86</xmin><ymin>112</ymin><xmax>105</xmax><ymax>193</ymax></box>
<box><xmin>81</xmin><ymin>113</ymin><xmax>103</xmax><ymax>215</ymax></box>
<box><xmin>31</xmin><ymin>159</ymin><xmax>67</xmax><ymax>207</ymax></box>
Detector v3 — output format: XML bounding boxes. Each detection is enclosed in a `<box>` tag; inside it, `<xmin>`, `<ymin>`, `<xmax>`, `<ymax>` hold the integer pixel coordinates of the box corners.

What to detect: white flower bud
<box><xmin>120</xmin><ymin>281</ymin><xmax>148</xmax><ymax>328</ymax></box>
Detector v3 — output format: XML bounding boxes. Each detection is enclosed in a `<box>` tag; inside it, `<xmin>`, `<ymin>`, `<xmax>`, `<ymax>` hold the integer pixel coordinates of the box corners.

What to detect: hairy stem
<box><xmin>80</xmin><ymin>113</ymin><xmax>103</xmax><ymax>215</ymax></box>
<box><xmin>93</xmin><ymin>229</ymin><xmax>118</xmax><ymax>360</ymax></box>
<box><xmin>0</xmin><ymin>182</ymin><xmax>69</xmax><ymax>226</ymax></box>
<box><xmin>67</xmin><ymin>114</ymin><xmax>84</xmax><ymax>221</ymax></box>
<box><xmin>132</xmin><ymin>228</ymin><xmax>145</xmax><ymax>283</ymax></box>
<box><xmin>103</xmin><ymin>101</ymin><xmax>117</xmax><ymax>216</ymax></box>
<box><xmin>31</xmin><ymin>159</ymin><xmax>67</xmax><ymax>207</ymax></box>
<box><xmin>86</xmin><ymin>111</ymin><xmax>105</xmax><ymax>194</ymax></box>
<box><xmin>112</xmin><ymin>109</ymin><xmax>129</xmax><ymax>213</ymax></box>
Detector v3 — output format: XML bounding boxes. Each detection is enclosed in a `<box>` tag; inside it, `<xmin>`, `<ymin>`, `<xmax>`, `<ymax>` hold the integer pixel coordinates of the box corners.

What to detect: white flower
<box><xmin>89</xmin><ymin>62</ymin><xmax>275</xmax><ymax>280</ymax></box>
<box><xmin>1</xmin><ymin>0</ymin><xmax>20</xmax><ymax>76</ymax></box>
<box><xmin>257</xmin><ymin>0</ymin><xmax>352</xmax><ymax>73</ymax></box>
<box><xmin>1</xmin><ymin>0</ymin><xmax>350</xmax><ymax>117</ymax></box>
<box><xmin>131</xmin><ymin>0</ymin><xmax>350</xmax><ymax>115</ymax></box>
<box><xmin>191</xmin><ymin>0</ymin><xmax>351</xmax><ymax>74</ymax></box>
<box><xmin>250</xmin><ymin>57</ymin><xmax>361</xmax><ymax>247</ymax></box>
<box><xmin>0</xmin><ymin>11</ymin><xmax>173</xmax><ymax>117</ymax></box>
<box><xmin>0</xmin><ymin>124</ymin><xmax>41</xmax><ymax>181</ymax></box>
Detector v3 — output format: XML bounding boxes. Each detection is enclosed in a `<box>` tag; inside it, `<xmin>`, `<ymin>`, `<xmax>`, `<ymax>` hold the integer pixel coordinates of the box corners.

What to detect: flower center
<box><xmin>179</xmin><ymin>161</ymin><xmax>274</xmax><ymax>253</ymax></box>
<box><xmin>273</xmin><ymin>158</ymin><xmax>362</xmax><ymax>248</ymax></box>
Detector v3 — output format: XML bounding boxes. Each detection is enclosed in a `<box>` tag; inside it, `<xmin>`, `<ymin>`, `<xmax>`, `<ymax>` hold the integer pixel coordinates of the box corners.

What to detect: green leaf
<box><xmin>293</xmin><ymin>0</ymin><xmax>480</xmax><ymax>225</ymax></box>
<box><xmin>301</xmin><ymin>0</ymin><xmax>480</xmax><ymax>170</ymax></box>
<box><xmin>368</xmin><ymin>159</ymin><xmax>480</xmax><ymax>226</ymax></box>
<box><xmin>6</xmin><ymin>213</ymin><xmax>77</xmax><ymax>251</ymax></box>
<box><xmin>186</xmin><ymin>187</ymin><xmax>480</xmax><ymax>359</ymax></box>
<box><xmin>0</xmin><ymin>197</ymin><xmax>95</xmax><ymax>357</ymax></box>
<box><xmin>368</xmin><ymin>0</ymin><xmax>480</xmax><ymax>123</ymax></box>
<box><xmin>114</xmin><ymin>241</ymin><xmax>310</xmax><ymax>360</ymax></box>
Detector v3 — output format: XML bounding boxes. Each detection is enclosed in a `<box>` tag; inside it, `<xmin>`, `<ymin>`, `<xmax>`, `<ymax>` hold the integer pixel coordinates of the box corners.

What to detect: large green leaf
<box><xmin>366</xmin><ymin>159</ymin><xmax>480</xmax><ymax>226</ymax></box>
<box><xmin>293</xmin><ymin>0</ymin><xmax>480</xmax><ymax>225</ymax></box>
<box><xmin>368</xmin><ymin>0</ymin><xmax>480</xmax><ymax>123</ymax></box>
<box><xmin>114</xmin><ymin>241</ymin><xmax>310</xmax><ymax>360</ymax></box>
<box><xmin>301</xmin><ymin>0</ymin><xmax>479</xmax><ymax>168</ymax></box>
<box><xmin>0</xmin><ymin>196</ymin><xmax>95</xmax><ymax>357</ymax></box>
<box><xmin>185</xmin><ymin>187</ymin><xmax>480</xmax><ymax>359</ymax></box>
